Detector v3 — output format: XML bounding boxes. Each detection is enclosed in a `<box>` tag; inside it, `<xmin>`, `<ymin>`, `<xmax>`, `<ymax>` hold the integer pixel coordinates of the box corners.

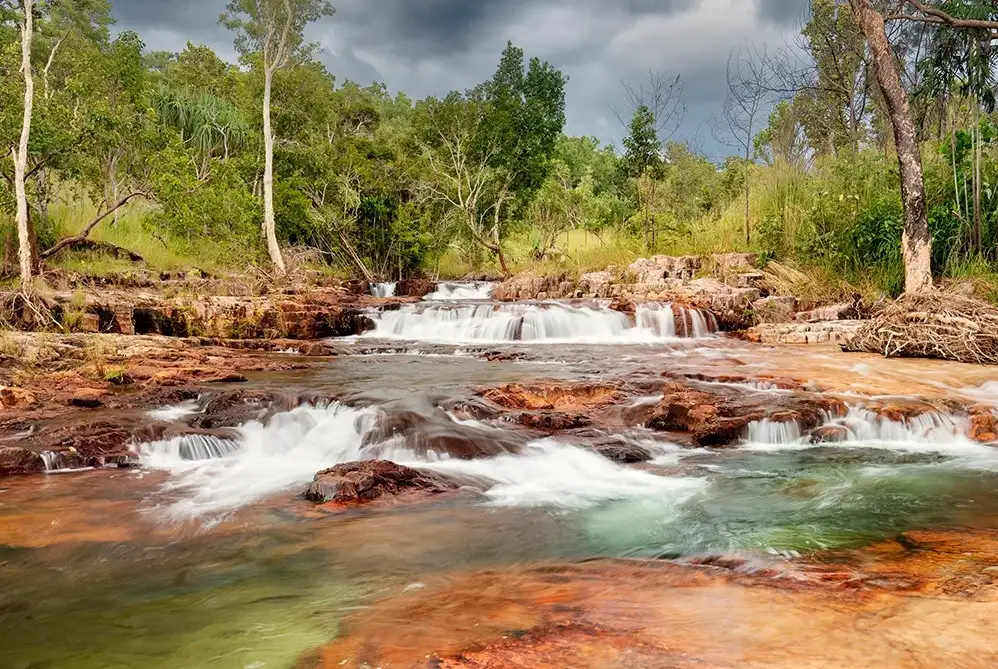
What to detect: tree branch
<box><xmin>40</xmin><ymin>192</ymin><xmax>148</xmax><ymax>259</ymax></box>
<box><xmin>903</xmin><ymin>0</ymin><xmax>998</xmax><ymax>30</ymax></box>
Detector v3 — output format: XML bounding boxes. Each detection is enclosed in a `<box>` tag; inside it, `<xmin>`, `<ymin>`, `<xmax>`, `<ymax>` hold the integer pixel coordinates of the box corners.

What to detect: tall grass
<box><xmin>45</xmin><ymin>196</ymin><xmax>257</xmax><ymax>275</ymax></box>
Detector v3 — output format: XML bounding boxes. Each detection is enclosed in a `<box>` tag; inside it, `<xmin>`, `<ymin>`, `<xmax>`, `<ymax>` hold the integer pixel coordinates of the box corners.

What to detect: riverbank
<box><xmin>2</xmin><ymin>263</ymin><xmax>998</xmax><ymax>667</ymax></box>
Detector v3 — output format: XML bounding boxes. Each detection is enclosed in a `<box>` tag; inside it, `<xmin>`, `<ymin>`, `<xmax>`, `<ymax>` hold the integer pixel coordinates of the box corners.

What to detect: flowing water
<box><xmin>3</xmin><ymin>286</ymin><xmax>998</xmax><ymax>668</ymax></box>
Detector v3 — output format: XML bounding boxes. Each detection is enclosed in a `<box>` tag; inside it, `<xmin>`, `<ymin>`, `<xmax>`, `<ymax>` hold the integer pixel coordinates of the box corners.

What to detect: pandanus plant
<box><xmin>154</xmin><ymin>87</ymin><xmax>251</xmax><ymax>181</ymax></box>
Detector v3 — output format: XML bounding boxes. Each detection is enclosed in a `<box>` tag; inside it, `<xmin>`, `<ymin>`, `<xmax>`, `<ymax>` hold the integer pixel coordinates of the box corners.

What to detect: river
<box><xmin>3</xmin><ymin>284</ymin><xmax>998</xmax><ymax>668</ymax></box>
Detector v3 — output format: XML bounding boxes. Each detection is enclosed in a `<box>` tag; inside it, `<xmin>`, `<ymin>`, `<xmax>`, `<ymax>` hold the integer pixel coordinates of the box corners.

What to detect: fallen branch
<box><xmin>40</xmin><ymin>191</ymin><xmax>147</xmax><ymax>260</ymax></box>
<box><xmin>843</xmin><ymin>292</ymin><xmax>998</xmax><ymax>365</ymax></box>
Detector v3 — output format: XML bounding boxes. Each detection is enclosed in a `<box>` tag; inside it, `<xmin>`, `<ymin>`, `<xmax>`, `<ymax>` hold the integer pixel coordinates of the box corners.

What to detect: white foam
<box><xmin>741</xmin><ymin>407</ymin><xmax>997</xmax><ymax>460</ymax></box>
<box><xmin>147</xmin><ymin>401</ymin><xmax>201</xmax><ymax>422</ymax></box>
<box><xmin>365</xmin><ymin>302</ymin><xmax>714</xmax><ymax>344</ymax></box>
<box><xmin>422</xmin><ymin>439</ymin><xmax>706</xmax><ymax>509</ymax></box>
<box><xmin>425</xmin><ymin>282</ymin><xmax>496</xmax><ymax>301</ymax></box>
<box><xmin>138</xmin><ymin>403</ymin><xmax>705</xmax><ymax>519</ymax></box>
<box><xmin>370</xmin><ymin>283</ymin><xmax>397</xmax><ymax>298</ymax></box>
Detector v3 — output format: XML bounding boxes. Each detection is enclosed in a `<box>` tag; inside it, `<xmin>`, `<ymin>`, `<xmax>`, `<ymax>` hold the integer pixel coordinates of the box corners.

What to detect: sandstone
<box><xmin>709</xmin><ymin>252</ymin><xmax>759</xmax><ymax>276</ymax></box>
<box><xmin>644</xmin><ymin>382</ymin><xmax>843</xmax><ymax>447</ymax></box>
<box><xmin>752</xmin><ymin>296</ymin><xmax>798</xmax><ymax>324</ymax></box>
<box><xmin>745</xmin><ymin>321</ymin><xmax>865</xmax><ymax>345</ymax></box>
<box><xmin>0</xmin><ymin>447</ymin><xmax>45</xmax><ymax>474</ymax></box>
<box><xmin>481</xmin><ymin>383</ymin><xmax>622</xmax><ymax>413</ymax></box>
<box><xmin>395</xmin><ymin>279</ymin><xmax>434</xmax><ymax>298</ymax></box>
<box><xmin>305</xmin><ymin>460</ymin><xmax>457</xmax><ymax>504</ymax></box>
<box><xmin>970</xmin><ymin>412</ymin><xmax>998</xmax><ymax>444</ymax></box>
<box><xmin>795</xmin><ymin>301</ymin><xmax>860</xmax><ymax>323</ymax></box>
<box><xmin>0</xmin><ymin>386</ymin><xmax>36</xmax><ymax>408</ymax></box>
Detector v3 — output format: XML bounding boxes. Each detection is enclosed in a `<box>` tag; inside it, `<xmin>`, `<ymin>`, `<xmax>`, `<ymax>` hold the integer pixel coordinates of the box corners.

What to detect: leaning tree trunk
<box><xmin>13</xmin><ymin>0</ymin><xmax>35</xmax><ymax>291</ymax></box>
<box><xmin>262</xmin><ymin>67</ymin><xmax>286</xmax><ymax>275</ymax></box>
<box><xmin>849</xmin><ymin>0</ymin><xmax>932</xmax><ymax>294</ymax></box>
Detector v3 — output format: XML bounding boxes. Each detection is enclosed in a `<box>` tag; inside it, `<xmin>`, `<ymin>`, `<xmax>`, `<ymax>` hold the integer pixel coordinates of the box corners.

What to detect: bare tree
<box><xmin>614</xmin><ymin>70</ymin><xmax>688</xmax><ymax>142</ymax></box>
<box><xmin>8</xmin><ymin>0</ymin><xmax>36</xmax><ymax>290</ymax></box>
<box><xmin>714</xmin><ymin>44</ymin><xmax>773</xmax><ymax>245</ymax></box>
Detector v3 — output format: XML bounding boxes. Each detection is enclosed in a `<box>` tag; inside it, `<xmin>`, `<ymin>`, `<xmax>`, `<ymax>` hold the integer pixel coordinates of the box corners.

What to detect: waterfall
<box><xmin>741</xmin><ymin>406</ymin><xmax>991</xmax><ymax>457</ymax></box>
<box><xmin>365</xmin><ymin>302</ymin><xmax>716</xmax><ymax>344</ymax></box>
<box><xmin>138</xmin><ymin>402</ymin><xmax>706</xmax><ymax>518</ymax></box>
<box><xmin>370</xmin><ymin>283</ymin><xmax>397</xmax><ymax>298</ymax></box>
<box><xmin>425</xmin><ymin>282</ymin><xmax>496</xmax><ymax>301</ymax></box>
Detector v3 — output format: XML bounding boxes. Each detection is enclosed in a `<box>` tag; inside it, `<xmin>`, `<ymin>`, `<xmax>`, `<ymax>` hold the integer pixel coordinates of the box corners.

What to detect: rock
<box><xmin>626</xmin><ymin>256</ymin><xmax>702</xmax><ymax>284</ymax></box>
<box><xmin>752</xmin><ymin>296</ymin><xmax>798</xmax><ymax>324</ymax></box>
<box><xmin>493</xmin><ymin>272</ymin><xmax>571</xmax><ymax>301</ymax></box>
<box><xmin>795</xmin><ymin>302</ymin><xmax>860</xmax><ymax>323</ymax></box>
<box><xmin>589</xmin><ymin>437</ymin><xmax>654</xmax><ymax>463</ymax></box>
<box><xmin>481</xmin><ymin>383</ymin><xmax>622</xmax><ymax>413</ymax></box>
<box><xmin>727</xmin><ymin>272</ymin><xmax>766</xmax><ymax>289</ymax></box>
<box><xmin>709</xmin><ymin>252</ymin><xmax>759</xmax><ymax>276</ymax></box>
<box><xmin>809</xmin><ymin>425</ymin><xmax>850</xmax><ymax>444</ymax></box>
<box><xmin>644</xmin><ymin>382</ymin><xmax>843</xmax><ymax>448</ymax></box>
<box><xmin>745</xmin><ymin>321</ymin><xmax>865</xmax><ymax>345</ymax></box>
<box><xmin>0</xmin><ymin>447</ymin><xmax>45</xmax><ymax>474</ymax></box>
<box><xmin>305</xmin><ymin>460</ymin><xmax>458</xmax><ymax>504</ymax></box>
<box><xmin>970</xmin><ymin>412</ymin><xmax>998</xmax><ymax>444</ymax></box>
<box><xmin>515</xmin><ymin>412</ymin><xmax>590</xmax><ymax>431</ymax></box>
<box><xmin>69</xmin><ymin>389</ymin><xmax>107</xmax><ymax>408</ymax></box>
<box><xmin>578</xmin><ymin>271</ymin><xmax>615</xmax><ymax>297</ymax></box>
<box><xmin>395</xmin><ymin>279</ymin><xmax>434</xmax><ymax>298</ymax></box>
<box><xmin>0</xmin><ymin>386</ymin><xmax>36</xmax><ymax>408</ymax></box>
<box><xmin>363</xmin><ymin>401</ymin><xmax>527</xmax><ymax>458</ymax></box>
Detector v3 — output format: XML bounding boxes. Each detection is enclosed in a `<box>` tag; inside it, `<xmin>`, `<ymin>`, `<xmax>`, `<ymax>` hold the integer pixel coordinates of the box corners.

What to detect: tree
<box><xmin>715</xmin><ymin>44</ymin><xmax>772</xmax><ymax>245</ymax></box>
<box><xmin>470</xmin><ymin>42</ymin><xmax>568</xmax><ymax>222</ymax></box>
<box><xmin>417</xmin><ymin>95</ymin><xmax>515</xmax><ymax>277</ymax></box>
<box><xmin>8</xmin><ymin>0</ymin><xmax>35</xmax><ymax>289</ymax></box>
<box><xmin>622</xmin><ymin>105</ymin><xmax>662</xmax><ymax>250</ymax></box>
<box><xmin>847</xmin><ymin>0</ymin><xmax>998</xmax><ymax>292</ymax></box>
<box><xmin>220</xmin><ymin>0</ymin><xmax>335</xmax><ymax>275</ymax></box>
<box><xmin>615</xmin><ymin>70</ymin><xmax>687</xmax><ymax>142</ymax></box>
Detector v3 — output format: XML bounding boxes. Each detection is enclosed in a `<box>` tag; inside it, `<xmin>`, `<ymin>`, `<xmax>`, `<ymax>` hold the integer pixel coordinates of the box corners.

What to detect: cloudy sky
<box><xmin>112</xmin><ymin>0</ymin><xmax>810</xmax><ymax>156</ymax></box>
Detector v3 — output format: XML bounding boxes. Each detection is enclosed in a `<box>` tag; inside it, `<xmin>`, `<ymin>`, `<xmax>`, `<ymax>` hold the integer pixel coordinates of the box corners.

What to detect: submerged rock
<box><xmin>305</xmin><ymin>461</ymin><xmax>457</xmax><ymax>504</ymax></box>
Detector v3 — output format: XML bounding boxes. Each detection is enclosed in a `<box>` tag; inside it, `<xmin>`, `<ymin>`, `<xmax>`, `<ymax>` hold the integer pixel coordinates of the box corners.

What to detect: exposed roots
<box><xmin>842</xmin><ymin>292</ymin><xmax>998</xmax><ymax>366</ymax></box>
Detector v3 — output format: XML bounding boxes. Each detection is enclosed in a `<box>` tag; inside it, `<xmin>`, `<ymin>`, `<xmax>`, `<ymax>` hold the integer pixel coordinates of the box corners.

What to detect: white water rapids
<box><xmin>364</xmin><ymin>302</ymin><xmax>716</xmax><ymax>344</ymax></box>
<box><xmin>425</xmin><ymin>282</ymin><xmax>496</xmax><ymax>301</ymax></box>
<box><xmin>139</xmin><ymin>403</ymin><xmax>703</xmax><ymax>518</ymax></box>
<box><xmin>137</xmin><ymin>399</ymin><xmax>998</xmax><ymax>519</ymax></box>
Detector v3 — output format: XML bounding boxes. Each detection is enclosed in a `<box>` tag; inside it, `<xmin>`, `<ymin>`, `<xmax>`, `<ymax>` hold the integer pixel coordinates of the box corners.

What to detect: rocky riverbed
<box><xmin>2</xmin><ymin>268</ymin><xmax>997</xmax><ymax>668</ymax></box>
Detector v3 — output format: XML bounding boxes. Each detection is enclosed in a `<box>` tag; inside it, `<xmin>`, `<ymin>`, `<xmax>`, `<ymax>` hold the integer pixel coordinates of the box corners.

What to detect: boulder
<box><xmin>644</xmin><ymin>382</ymin><xmax>843</xmax><ymax>448</ymax></box>
<box><xmin>752</xmin><ymin>296</ymin><xmax>798</xmax><ymax>324</ymax></box>
<box><xmin>481</xmin><ymin>383</ymin><xmax>622</xmax><ymax>413</ymax></box>
<box><xmin>709</xmin><ymin>253</ymin><xmax>759</xmax><ymax>276</ymax></box>
<box><xmin>970</xmin><ymin>411</ymin><xmax>998</xmax><ymax>444</ymax></box>
<box><xmin>795</xmin><ymin>302</ymin><xmax>860</xmax><ymax>323</ymax></box>
<box><xmin>578</xmin><ymin>271</ymin><xmax>615</xmax><ymax>297</ymax></box>
<box><xmin>0</xmin><ymin>447</ymin><xmax>45</xmax><ymax>475</ymax></box>
<box><xmin>305</xmin><ymin>460</ymin><xmax>457</xmax><ymax>504</ymax></box>
<box><xmin>626</xmin><ymin>256</ymin><xmax>701</xmax><ymax>284</ymax></box>
<box><xmin>395</xmin><ymin>279</ymin><xmax>434</xmax><ymax>298</ymax></box>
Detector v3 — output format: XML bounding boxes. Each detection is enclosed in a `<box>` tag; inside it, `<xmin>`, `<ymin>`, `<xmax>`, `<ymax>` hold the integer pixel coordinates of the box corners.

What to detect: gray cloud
<box><xmin>112</xmin><ymin>0</ymin><xmax>811</xmax><ymax>155</ymax></box>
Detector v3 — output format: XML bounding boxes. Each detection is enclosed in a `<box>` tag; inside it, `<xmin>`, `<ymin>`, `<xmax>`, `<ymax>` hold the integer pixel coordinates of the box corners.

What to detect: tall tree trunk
<box><xmin>973</xmin><ymin>101</ymin><xmax>982</xmax><ymax>254</ymax></box>
<box><xmin>743</xmin><ymin>141</ymin><xmax>752</xmax><ymax>245</ymax></box>
<box><xmin>496</xmin><ymin>245</ymin><xmax>511</xmax><ymax>279</ymax></box>
<box><xmin>849</xmin><ymin>0</ymin><xmax>932</xmax><ymax>293</ymax></box>
<box><xmin>13</xmin><ymin>0</ymin><xmax>35</xmax><ymax>291</ymax></box>
<box><xmin>262</xmin><ymin>67</ymin><xmax>286</xmax><ymax>275</ymax></box>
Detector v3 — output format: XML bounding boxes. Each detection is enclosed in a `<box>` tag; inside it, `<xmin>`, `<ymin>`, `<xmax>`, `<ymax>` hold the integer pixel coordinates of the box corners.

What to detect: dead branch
<box><xmin>40</xmin><ymin>191</ymin><xmax>147</xmax><ymax>260</ymax></box>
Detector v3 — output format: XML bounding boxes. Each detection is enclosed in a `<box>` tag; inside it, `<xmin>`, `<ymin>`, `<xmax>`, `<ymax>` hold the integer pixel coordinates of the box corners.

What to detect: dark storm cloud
<box><xmin>110</xmin><ymin>0</ymin><xmax>805</xmax><ymax>154</ymax></box>
<box><xmin>756</xmin><ymin>0</ymin><xmax>811</xmax><ymax>27</ymax></box>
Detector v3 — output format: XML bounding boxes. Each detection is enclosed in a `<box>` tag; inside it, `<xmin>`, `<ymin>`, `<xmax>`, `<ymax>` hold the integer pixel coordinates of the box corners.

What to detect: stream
<box><xmin>3</xmin><ymin>284</ymin><xmax>998</xmax><ymax>668</ymax></box>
